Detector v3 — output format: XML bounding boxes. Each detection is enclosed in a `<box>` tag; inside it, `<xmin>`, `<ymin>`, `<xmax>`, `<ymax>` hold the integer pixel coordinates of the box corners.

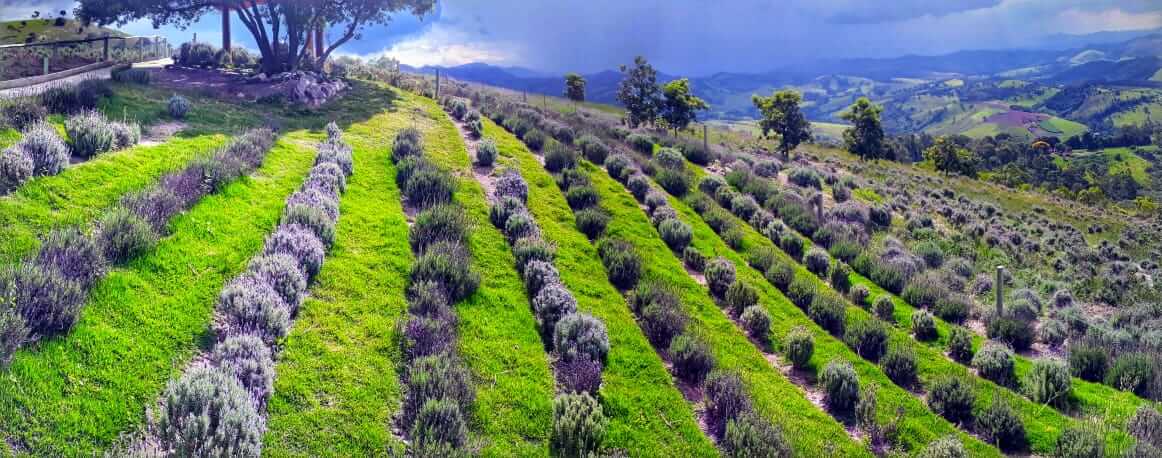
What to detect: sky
<box><xmin>3</xmin><ymin>0</ymin><xmax>1161</xmax><ymax>75</ymax></box>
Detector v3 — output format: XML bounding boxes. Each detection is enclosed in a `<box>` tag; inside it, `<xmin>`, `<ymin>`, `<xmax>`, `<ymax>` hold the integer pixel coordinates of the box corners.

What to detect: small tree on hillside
<box><xmin>616</xmin><ymin>56</ymin><xmax>663</xmax><ymax>128</ymax></box>
<box><xmin>752</xmin><ymin>89</ymin><xmax>812</xmax><ymax>158</ymax></box>
<box><xmin>564</xmin><ymin>73</ymin><xmax>586</xmax><ymax>104</ymax></box>
<box><xmin>76</xmin><ymin>0</ymin><xmax>435</xmax><ymax>74</ymax></box>
<box><xmin>841</xmin><ymin>97</ymin><xmax>887</xmax><ymax>161</ymax></box>
<box><xmin>924</xmin><ymin>137</ymin><xmax>978</xmax><ymax>177</ymax></box>
<box><xmin>659</xmin><ymin>78</ymin><xmax>708</xmax><ymax>132</ymax></box>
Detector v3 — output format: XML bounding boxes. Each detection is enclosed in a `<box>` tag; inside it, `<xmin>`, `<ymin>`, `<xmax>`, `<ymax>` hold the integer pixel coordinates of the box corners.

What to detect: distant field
<box><xmin>1061</xmin><ymin>146</ymin><xmax>1157</xmax><ymax>187</ymax></box>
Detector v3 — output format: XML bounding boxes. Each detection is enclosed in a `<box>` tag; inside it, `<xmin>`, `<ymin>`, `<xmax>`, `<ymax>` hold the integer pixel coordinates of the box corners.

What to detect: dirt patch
<box><xmin>140</xmin><ymin>121</ymin><xmax>186</xmax><ymax>146</ymax></box>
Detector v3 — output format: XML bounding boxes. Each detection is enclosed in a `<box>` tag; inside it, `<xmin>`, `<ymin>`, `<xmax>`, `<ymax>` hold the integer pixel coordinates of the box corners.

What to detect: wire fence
<box><xmin>0</xmin><ymin>35</ymin><xmax>171</xmax><ymax>81</ymax></box>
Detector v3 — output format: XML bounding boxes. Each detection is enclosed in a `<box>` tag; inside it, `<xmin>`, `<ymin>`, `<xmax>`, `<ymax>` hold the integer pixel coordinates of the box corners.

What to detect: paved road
<box><xmin>0</xmin><ymin>58</ymin><xmax>172</xmax><ymax>100</ymax></box>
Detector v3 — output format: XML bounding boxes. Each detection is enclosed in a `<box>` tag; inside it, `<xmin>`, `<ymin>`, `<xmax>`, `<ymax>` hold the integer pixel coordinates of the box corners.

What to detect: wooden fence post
<box><xmin>996</xmin><ymin>265</ymin><xmax>1005</xmax><ymax>316</ymax></box>
<box><xmin>103</xmin><ymin>36</ymin><xmax>109</xmax><ymax>61</ymax></box>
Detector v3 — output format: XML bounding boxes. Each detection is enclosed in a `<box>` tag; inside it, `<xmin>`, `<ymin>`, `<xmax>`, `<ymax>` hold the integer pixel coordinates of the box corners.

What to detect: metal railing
<box><xmin>0</xmin><ymin>35</ymin><xmax>171</xmax><ymax>81</ymax></box>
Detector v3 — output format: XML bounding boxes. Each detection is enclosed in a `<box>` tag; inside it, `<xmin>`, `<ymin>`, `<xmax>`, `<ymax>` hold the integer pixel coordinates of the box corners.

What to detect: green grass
<box><xmin>1038</xmin><ymin>117</ymin><xmax>1087</xmax><ymax>138</ymax></box>
<box><xmin>483</xmin><ymin>118</ymin><xmax>718</xmax><ymax>455</ymax></box>
<box><xmin>656</xmin><ymin>174</ymin><xmax>999</xmax><ymax>456</ymax></box>
<box><xmin>0</xmin><ymin>131</ymin><xmax>316</xmax><ymax>455</ymax></box>
<box><xmin>0</xmin><ymin>19</ymin><xmax>125</xmax><ymax>45</ymax></box>
<box><xmin>0</xmin><ymin>134</ymin><xmax>227</xmax><ymax>263</ymax></box>
<box><xmin>264</xmin><ymin>90</ymin><xmax>412</xmax><ymax>456</ymax></box>
<box><xmin>0</xmin><ymin>127</ymin><xmax>19</xmax><ymax>148</ymax></box>
<box><xmin>583</xmin><ymin>163</ymin><xmax>872</xmax><ymax>456</ymax></box>
<box><xmin>418</xmin><ymin>94</ymin><xmax>556</xmax><ymax>455</ymax></box>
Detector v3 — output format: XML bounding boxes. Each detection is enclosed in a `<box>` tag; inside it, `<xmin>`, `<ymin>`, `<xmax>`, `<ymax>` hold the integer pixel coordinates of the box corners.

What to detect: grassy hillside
<box><xmin>0</xmin><ymin>19</ymin><xmax>125</xmax><ymax>45</ymax></box>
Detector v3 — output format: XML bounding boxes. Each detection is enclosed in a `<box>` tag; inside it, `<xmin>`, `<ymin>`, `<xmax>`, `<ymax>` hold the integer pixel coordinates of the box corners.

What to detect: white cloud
<box><xmin>371</xmin><ymin>23</ymin><xmax>519</xmax><ymax>67</ymax></box>
<box><xmin>1055</xmin><ymin>7</ymin><xmax>1162</xmax><ymax>34</ymax></box>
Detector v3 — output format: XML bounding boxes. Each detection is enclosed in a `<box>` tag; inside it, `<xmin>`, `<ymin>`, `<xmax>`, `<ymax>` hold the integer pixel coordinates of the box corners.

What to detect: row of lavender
<box><xmin>0</xmin><ymin>128</ymin><xmax>275</xmax><ymax>365</ymax></box>
<box><xmin>391</xmin><ymin>127</ymin><xmax>479</xmax><ymax>454</ymax></box>
<box><xmin>486</xmin><ymin>167</ymin><xmax>611</xmax><ymax>455</ymax></box>
<box><xmin>1</xmin><ymin>110</ymin><xmax>142</xmax><ymax>194</ymax></box>
<box><xmin>133</xmin><ymin>123</ymin><xmax>352</xmax><ymax>456</ymax></box>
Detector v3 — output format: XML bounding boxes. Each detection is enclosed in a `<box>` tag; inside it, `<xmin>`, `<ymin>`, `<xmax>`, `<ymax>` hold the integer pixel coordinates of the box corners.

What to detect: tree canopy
<box><xmin>616</xmin><ymin>56</ymin><xmax>662</xmax><ymax>128</ymax></box>
<box><xmin>924</xmin><ymin>137</ymin><xmax>978</xmax><ymax>177</ymax></box>
<box><xmin>564</xmin><ymin>73</ymin><xmax>586</xmax><ymax>103</ymax></box>
<box><xmin>841</xmin><ymin>97</ymin><xmax>887</xmax><ymax>161</ymax></box>
<box><xmin>659</xmin><ymin>78</ymin><xmax>708</xmax><ymax>131</ymax></box>
<box><xmin>752</xmin><ymin>89</ymin><xmax>811</xmax><ymax>157</ymax></box>
<box><xmin>76</xmin><ymin>0</ymin><xmax>435</xmax><ymax>74</ymax></box>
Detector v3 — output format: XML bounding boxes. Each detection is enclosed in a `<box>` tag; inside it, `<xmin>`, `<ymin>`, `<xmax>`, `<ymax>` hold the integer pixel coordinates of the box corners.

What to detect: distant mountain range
<box><xmin>404</xmin><ymin>31</ymin><xmax>1162</xmax><ymax>136</ymax></box>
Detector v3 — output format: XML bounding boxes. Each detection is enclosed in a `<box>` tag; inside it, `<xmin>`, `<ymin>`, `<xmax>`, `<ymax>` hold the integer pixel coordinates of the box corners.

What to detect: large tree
<box><xmin>616</xmin><ymin>56</ymin><xmax>662</xmax><ymax>128</ymax></box>
<box><xmin>659</xmin><ymin>78</ymin><xmax>708</xmax><ymax>131</ymax></box>
<box><xmin>752</xmin><ymin>89</ymin><xmax>811</xmax><ymax>157</ymax></box>
<box><xmin>564</xmin><ymin>72</ymin><xmax>586</xmax><ymax>103</ymax></box>
<box><xmin>76</xmin><ymin>0</ymin><xmax>435</xmax><ymax>75</ymax></box>
<box><xmin>923</xmin><ymin>136</ymin><xmax>978</xmax><ymax>177</ymax></box>
<box><xmin>841</xmin><ymin>97</ymin><xmax>887</xmax><ymax>161</ymax></box>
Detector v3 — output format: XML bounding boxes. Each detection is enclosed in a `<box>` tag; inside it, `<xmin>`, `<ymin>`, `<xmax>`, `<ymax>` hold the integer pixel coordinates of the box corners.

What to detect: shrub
<box><xmin>670</xmin><ymin>333</ymin><xmax>714</xmax><ymax>383</ymax></box>
<box><xmin>282</xmin><ymin>204</ymin><xmax>336</xmax><ymax>248</ymax></box>
<box><xmin>512</xmin><ymin>236</ymin><xmax>555</xmax><ymax>272</ymax></box>
<box><xmin>779</xmin><ymin>233</ymin><xmax>804</xmax><ymax>260</ymax></box>
<box><xmin>721</xmin><ymin>227</ymin><xmax>745</xmax><ymax>250</ymax></box>
<box><xmin>392</xmin><ymin>127</ymin><xmax>424</xmax><ymax>162</ymax></box>
<box><xmin>0</xmin><ymin>263</ymin><xmax>84</xmax><ymax>338</ymax></box>
<box><xmin>0</xmin><ymin>149</ymin><xmax>33</xmax><ymax>193</ymax></box>
<box><xmin>402</xmin><ymin>354</ymin><xmax>474</xmax><ymax>429</ymax></box>
<box><xmin>557</xmin><ymin>357</ymin><xmax>603</xmax><ymax>395</ymax></box>
<box><xmin>306</xmin><ymin>162</ymin><xmax>347</xmax><ymax>195</ymax></box>
<box><xmin>882</xmin><ymin>342</ymin><xmax>918</xmax><ymax>386</ymax></box>
<box><xmin>809</xmin><ymin>293</ymin><xmax>846</xmax><ymax>336</ymax></box>
<box><xmin>846</xmin><ymin>318</ymin><xmax>888</xmax><ymax>361</ymax></box>
<box><xmin>764</xmin><ymin>262</ymin><xmax>794</xmax><ymax>291</ymax></box>
<box><xmin>494</xmin><ymin>169</ymin><xmax>528</xmax><ymax>203</ymax></box>
<box><xmin>96</xmin><ymin>208</ymin><xmax>159</xmax><ymax>264</ymax></box>
<box><xmin>167</xmin><ymin>94</ymin><xmax>190</xmax><ymax>119</ymax></box>
<box><xmin>522</xmin><ymin>260</ymin><xmax>560</xmax><ymax>298</ymax></box>
<box><xmin>410</xmin><ymin>241</ymin><xmax>480</xmax><ymax>302</ymax></box>
<box><xmin>934</xmin><ymin>294</ymin><xmax>970</xmax><ymax>324</ymax></box>
<box><xmin>785</xmin><ymin>326</ymin><xmax>814</xmax><ymax>369</ymax></box>
<box><xmin>565</xmin><ymin>185</ymin><xmax>599</xmax><ymax>210</ymax></box>
<box><xmin>977</xmin><ymin>397</ymin><xmax>1026</xmax><ymax>451</ymax></box>
<box><xmin>704</xmin><ymin>371</ymin><xmax>752</xmax><ymax>437</ymax></box>
<box><xmin>740</xmin><ymin>306</ymin><xmax>771</xmax><ymax>341</ymax></box>
<box><xmin>683</xmin><ymin>247</ymin><xmax>706</xmax><ymax>272</ymax></box>
<box><xmin>35</xmin><ymin>228</ymin><xmax>104</xmax><ymax>290</ymax></box>
<box><xmin>635</xmin><ymin>282</ymin><xmax>687</xmax><ymax>348</ymax></box>
<box><xmin>644</xmin><ymin>190</ymin><xmax>668</xmax><ymax>212</ymax></box>
<box><xmin>1128</xmin><ymin>405</ymin><xmax>1162</xmax><ymax>448</ymax></box>
<box><xmin>1</xmin><ymin>98</ymin><xmax>46</xmax><ymax>130</ymax></box>
<box><xmin>803</xmin><ymin>248</ymin><xmax>831</xmax><ymax>277</ymax></box>
<box><xmin>474</xmin><ymin>139</ymin><xmax>497</xmax><ymax>166</ymax></box>
<box><xmin>873</xmin><ymin>296</ymin><xmax>895</xmax><ymax>321</ymax></box>
<box><xmin>573</xmin><ymin>207</ymin><xmax>609</xmax><ymax>240</ymax></box>
<box><xmin>656</xmin><ymin>168</ymin><xmax>691</xmax><ymax>196</ymax></box>
<box><xmin>577</xmin><ymin>135</ymin><xmax>609</xmax><ymax>164</ymax></box>
<box><xmin>554</xmin><ymin>313</ymin><xmax>609</xmax><ymax>363</ymax></box>
<box><xmin>533</xmin><ymin>282</ymin><xmax>578</xmax><ymax>335</ymax></box>
<box><xmin>1054</xmin><ymin>427</ymin><xmax>1104</xmax><ymax>458</ymax></box>
<box><xmin>0</xmin><ymin>303</ymin><xmax>27</xmax><ymax>367</ymax></box>
<box><xmin>489</xmin><ymin>196</ymin><xmax>524</xmax><ymax>229</ymax></box>
<box><xmin>210</xmin><ymin>334</ymin><xmax>274</xmax><ymax>406</ymax></box>
<box><xmin>627</xmin><ymin>133</ymin><xmax>654</xmax><ymax>153</ymax></box>
<box><xmin>1068</xmin><ymin>345</ymin><xmax>1108</xmax><ymax>382</ymax></box>
<box><xmin>705</xmin><ymin>257</ymin><xmax>736</xmax><ymax>297</ymax></box>
<box><xmin>850</xmin><ymin>284</ymin><xmax>870</xmax><ymax>307</ymax></box>
<box><xmin>912</xmin><ymin>309</ymin><xmax>938</xmax><ymax>341</ymax></box>
<box><xmin>820</xmin><ymin>359</ymin><xmax>860</xmax><ymax>413</ymax></box>
<box><xmin>1023</xmin><ymin>358</ymin><xmax>1072</xmax><ymax>408</ymax></box>
<box><xmin>626</xmin><ymin>174</ymin><xmax>651</xmax><ymax>201</ymax></box>
<box><xmin>787</xmin><ymin>167</ymin><xmax>822</xmax><ymax>188</ymax></box>
<box><xmin>216</xmin><ymin>276</ymin><xmax>290</xmax><ymax>344</ymax></box>
<box><xmin>829</xmin><ymin>263</ymin><xmax>851</xmax><ymax>294</ymax></box>
<box><xmin>973</xmin><ymin>342</ymin><xmax>1016</xmax><ymax>387</ymax></box>
<box><xmin>902</xmin><ymin>272</ymin><xmax>949</xmax><ymax>309</ymax></box>
<box><xmin>157</xmin><ymin>365</ymin><xmax>262</xmax><ymax>458</ymax></box>
<box><xmin>928</xmin><ymin>376</ymin><xmax>975</xmax><ymax>424</ymax></box>
<box><xmin>986</xmin><ymin>317</ymin><xmax>1033</xmax><ymax>352</ymax></box>
<box><xmin>725</xmin><ymin>281</ymin><xmax>759</xmax><ymax>316</ymax></box>
<box><xmin>917</xmin><ymin>436</ymin><xmax>967</xmax><ymax>458</ymax></box>
<box><xmin>411</xmin><ymin>398</ymin><xmax>469</xmax><ymax>450</ymax></box>
<box><xmin>402</xmin><ymin>313</ymin><xmax>457</xmax><ymax>360</ymax></box>
<box><xmin>404</xmin><ymin>168</ymin><xmax>456</xmax><ymax>210</ymax></box>
<box><xmin>410</xmin><ymin>204</ymin><xmax>468</xmax><ymax>253</ymax></box>
<box><xmin>699</xmin><ymin>175</ymin><xmax>727</xmax><ymax>195</ymax></box>
<box><xmin>551</xmin><ymin>392</ymin><xmax>607</xmax><ymax>457</ymax></box>
<box><xmin>109</xmin><ymin>122</ymin><xmax>141</xmax><ymax>150</ymax></box>
<box><xmin>787</xmin><ymin>275</ymin><xmax>816</xmax><ymax>309</ymax></box>
<box><xmin>247</xmin><ymin>254</ymin><xmax>307</xmax><ymax>309</ymax></box>
<box><xmin>544</xmin><ymin>142</ymin><xmax>578</xmax><ymax>172</ymax></box>
<box><xmin>522</xmin><ymin>128</ymin><xmax>547</xmax><ymax>150</ymax></box>
<box><xmin>597</xmin><ymin>238</ymin><xmax>641</xmax><ymax>289</ymax></box>
<box><xmin>315</xmin><ymin>141</ymin><xmax>354</xmax><ymax>177</ymax></box>
<box><xmin>948</xmin><ymin>326</ymin><xmax>975</xmax><ymax>364</ymax></box>
<box><xmin>17</xmin><ymin>121</ymin><xmax>69</xmax><ymax>176</ymax></box>
<box><xmin>263</xmin><ymin>224</ymin><xmax>326</xmax><ymax>281</ymax></box>
<box><xmin>604</xmin><ymin>154</ymin><xmax>631</xmax><ymax>181</ymax></box>
<box><xmin>1106</xmin><ymin>353</ymin><xmax>1156</xmax><ymax>398</ymax></box>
